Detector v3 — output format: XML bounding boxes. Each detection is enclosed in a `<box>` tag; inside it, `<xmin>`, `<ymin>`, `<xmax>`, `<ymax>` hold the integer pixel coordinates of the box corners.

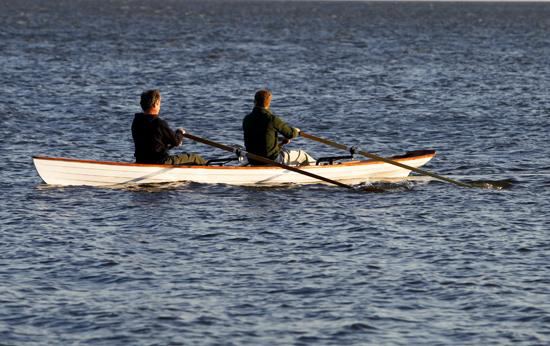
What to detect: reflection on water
<box><xmin>1</xmin><ymin>0</ymin><xmax>549</xmax><ymax>345</ymax></box>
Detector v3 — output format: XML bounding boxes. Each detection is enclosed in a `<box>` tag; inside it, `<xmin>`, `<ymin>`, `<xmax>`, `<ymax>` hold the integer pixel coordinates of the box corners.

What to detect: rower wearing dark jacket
<box><xmin>131</xmin><ymin>89</ymin><xmax>205</xmax><ymax>165</ymax></box>
<box><xmin>243</xmin><ymin>89</ymin><xmax>315</xmax><ymax>166</ymax></box>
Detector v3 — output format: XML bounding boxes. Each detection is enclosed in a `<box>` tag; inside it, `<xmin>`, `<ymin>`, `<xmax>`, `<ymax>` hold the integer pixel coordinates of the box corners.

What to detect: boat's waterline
<box><xmin>32</xmin><ymin>151</ymin><xmax>436</xmax><ymax>187</ymax></box>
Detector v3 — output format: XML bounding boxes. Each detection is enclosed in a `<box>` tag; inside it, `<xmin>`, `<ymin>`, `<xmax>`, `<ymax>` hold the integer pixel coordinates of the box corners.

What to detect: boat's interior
<box><xmin>205</xmin><ymin>149</ymin><xmax>436</xmax><ymax>167</ymax></box>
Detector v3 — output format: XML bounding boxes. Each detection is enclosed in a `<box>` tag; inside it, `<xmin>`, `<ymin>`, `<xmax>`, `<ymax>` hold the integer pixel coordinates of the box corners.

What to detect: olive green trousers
<box><xmin>164</xmin><ymin>153</ymin><xmax>206</xmax><ymax>166</ymax></box>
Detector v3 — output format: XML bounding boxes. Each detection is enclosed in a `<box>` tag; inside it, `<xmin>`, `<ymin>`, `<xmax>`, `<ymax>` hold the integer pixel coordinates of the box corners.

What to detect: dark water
<box><xmin>1</xmin><ymin>0</ymin><xmax>550</xmax><ymax>344</ymax></box>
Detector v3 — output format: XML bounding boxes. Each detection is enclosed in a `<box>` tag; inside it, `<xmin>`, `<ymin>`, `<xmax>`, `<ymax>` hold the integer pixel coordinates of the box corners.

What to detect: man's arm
<box><xmin>272</xmin><ymin>115</ymin><xmax>299</xmax><ymax>139</ymax></box>
<box><xmin>159</xmin><ymin>119</ymin><xmax>183</xmax><ymax>147</ymax></box>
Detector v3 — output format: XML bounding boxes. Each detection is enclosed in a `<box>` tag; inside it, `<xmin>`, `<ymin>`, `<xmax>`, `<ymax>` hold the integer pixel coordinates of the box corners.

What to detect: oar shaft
<box><xmin>184</xmin><ymin>133</ymin><xmax>235</xmax><ymax>153</ymax></box>
<box><xmin>300</xmin><ymin>132</ymin><xmax>473</xmax><ymax>188</ymax></box>
<box><xmin>183</xmin><ymin>133</ymin><xmax>354</xmax><ymax>189</ymax></box>
<box><xmin>300</xmin><ymin>132</ymin><xmax>349</xmax><ymax>151</ymax></box>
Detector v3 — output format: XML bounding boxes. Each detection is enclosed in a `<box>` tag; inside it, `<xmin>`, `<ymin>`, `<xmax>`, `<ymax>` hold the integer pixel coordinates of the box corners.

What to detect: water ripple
<box><xmin>1</xmin><ymin>1</ymin><xmax>550</xmax><ymax>345</ymax></box>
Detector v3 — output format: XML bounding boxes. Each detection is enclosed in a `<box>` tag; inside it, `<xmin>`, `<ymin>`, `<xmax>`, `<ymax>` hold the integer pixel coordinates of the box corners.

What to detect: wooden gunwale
<box><xmin>32</xmin><ymin>150</ymin><xmax>435</xmax><ymax>169</ymax></box>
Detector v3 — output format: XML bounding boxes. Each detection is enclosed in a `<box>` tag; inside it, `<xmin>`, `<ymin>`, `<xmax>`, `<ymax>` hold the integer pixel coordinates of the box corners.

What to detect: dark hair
<box><xmin>254</xmin><ymin>89</ymin><xmax>272</xmax><ymax>107</ymax></box>
<box><xmin>140</xmin><ymin>89</ymin><xmax>161</xmax><ymax>111</ymax></box>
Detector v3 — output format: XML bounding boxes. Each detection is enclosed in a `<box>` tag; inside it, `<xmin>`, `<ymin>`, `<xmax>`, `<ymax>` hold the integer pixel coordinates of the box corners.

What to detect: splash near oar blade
<box><xmin>466</xmin><ymin>179</ymin><xmax>514</xmax><ymax>190</ymax></box>
<box><xmin>300</xmin><ymin>131</ymin><xmax>475</xmax><ymax>189</ymax></box>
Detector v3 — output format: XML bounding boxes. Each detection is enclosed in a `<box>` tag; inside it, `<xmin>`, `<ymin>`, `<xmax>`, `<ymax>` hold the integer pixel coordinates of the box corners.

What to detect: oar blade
<box><xmin>300</xmin><ymin>131</ymin><xmax>475</xmax><ymax>189</ymax></box>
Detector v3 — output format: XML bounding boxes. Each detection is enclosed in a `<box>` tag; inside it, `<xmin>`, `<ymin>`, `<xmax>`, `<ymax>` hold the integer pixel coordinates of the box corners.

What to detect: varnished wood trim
<box><xmin>33</xmin><ymin>150</ymin><xmax>436</xmax><ymax>170</ymax></box>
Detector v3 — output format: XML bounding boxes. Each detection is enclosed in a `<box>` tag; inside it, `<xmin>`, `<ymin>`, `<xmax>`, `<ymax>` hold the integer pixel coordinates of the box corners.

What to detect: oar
<box><xmin>300</xmin><ymin>131</ymin><xmax>474</xmax><ymax>188</ymax></box>
<box><xmin>182</xmin><ymin>133</ymin><xmax>355</xmax><ymax>190</ymax></box>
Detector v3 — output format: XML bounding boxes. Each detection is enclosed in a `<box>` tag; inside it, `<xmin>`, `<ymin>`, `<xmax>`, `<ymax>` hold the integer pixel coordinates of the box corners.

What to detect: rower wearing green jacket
<box><xmin>242</xmin><ymin>89</ymin><xmax>315</xmax><ymax>166</ymax></box>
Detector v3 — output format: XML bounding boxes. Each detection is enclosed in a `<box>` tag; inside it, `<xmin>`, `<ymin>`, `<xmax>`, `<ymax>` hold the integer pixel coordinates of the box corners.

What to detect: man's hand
<box><xmin>175</xmin><ymin>128</ymin><xmax>186</xmax><ymax>146</ymax></box>
<box><xmin>280</xmin><ymin>138</ymin><xmax>291</xmax><ymax>146</ymax></box>
<box><xmin>294</xmin><ymin>127</ymin><xmax>301</xmax><ymax>135</ymax></box>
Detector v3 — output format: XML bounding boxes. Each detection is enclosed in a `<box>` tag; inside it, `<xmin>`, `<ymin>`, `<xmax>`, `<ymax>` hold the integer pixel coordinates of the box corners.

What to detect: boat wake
<box><xmin>356</xmin><ymin>179</ymin><xmax>420</xmax><ymax>193</ymax></box>
<box><xmin>358</xmin><ymin>176</ymin><xmax>516</xmax><ymax>191</ymax></box>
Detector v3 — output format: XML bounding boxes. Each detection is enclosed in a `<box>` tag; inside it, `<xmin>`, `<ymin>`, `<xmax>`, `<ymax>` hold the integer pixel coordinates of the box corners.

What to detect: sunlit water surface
<box><xmin>1</xmin><ymin>1</ymin><xmax>549</xmax><ymax>345</ymax></box>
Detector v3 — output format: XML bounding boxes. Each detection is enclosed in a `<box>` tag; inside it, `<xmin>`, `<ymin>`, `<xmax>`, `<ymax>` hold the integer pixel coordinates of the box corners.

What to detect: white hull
<box><xmin>32</xmin><ymin>151</ymin><xmax>436</xmax><ymax>187</ymax></box>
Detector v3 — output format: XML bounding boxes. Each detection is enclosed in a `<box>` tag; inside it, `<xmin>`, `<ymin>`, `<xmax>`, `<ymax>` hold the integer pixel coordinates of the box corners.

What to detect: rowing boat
<box><xmin>32</xmin><ymin>150</ymin><xmax>436</xmax><ymax>187</ymax></box>
<box><xmin>33</xmin><ymin>150</ymin><xmax>436</xmax><ymax>187</ymax></box>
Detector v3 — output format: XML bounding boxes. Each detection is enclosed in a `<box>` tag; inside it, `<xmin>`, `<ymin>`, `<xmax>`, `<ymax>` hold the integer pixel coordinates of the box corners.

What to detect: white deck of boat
<box><xmin>32</xmin><ymin>151</ymin><xmax>436</xmax><ymax>187</ymax></box>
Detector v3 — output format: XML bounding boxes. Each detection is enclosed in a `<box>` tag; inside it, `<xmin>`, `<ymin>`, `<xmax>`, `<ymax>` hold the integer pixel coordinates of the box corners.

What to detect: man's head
<box><xmin>254</xmin><ymin>89</ymin><xmax>272</xmax><ymax>109</ymax></box>
<box><xmin>140</xmin><ymin>89</ymin><xmax>161</xmax><ymax>114</ymax></box>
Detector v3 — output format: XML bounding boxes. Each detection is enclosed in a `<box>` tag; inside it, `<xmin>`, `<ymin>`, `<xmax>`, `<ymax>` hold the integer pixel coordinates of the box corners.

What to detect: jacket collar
<box><xmin>254</xmin><ymin>106</ymin><xmax>271</xmax><ymax>113</ymax></box>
